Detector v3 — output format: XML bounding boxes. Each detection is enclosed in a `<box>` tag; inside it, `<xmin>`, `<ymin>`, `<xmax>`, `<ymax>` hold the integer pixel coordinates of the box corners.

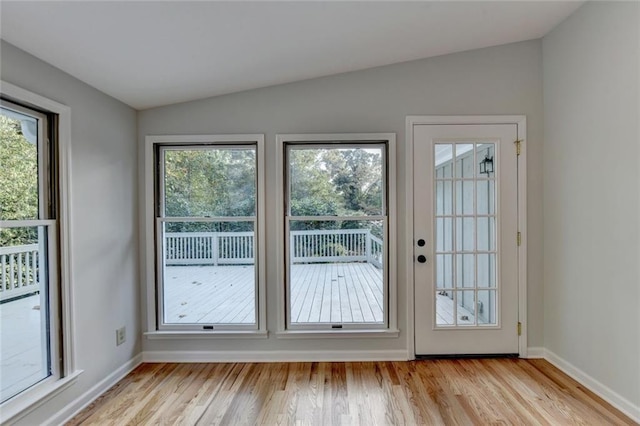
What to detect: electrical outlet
<box><xmin>116</xmin><ymin>326</ymin><xmax>126</xmax><ymax>346</ymax></box>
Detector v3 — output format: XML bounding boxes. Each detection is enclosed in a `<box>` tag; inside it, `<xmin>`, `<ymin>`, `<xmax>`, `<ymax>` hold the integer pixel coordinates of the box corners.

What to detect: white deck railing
<box><xmin>0</xmin><ymin>244</ymin><xmax>40</xmax><ymax>302</ymax></box>
<box><xmin>165</xmin><ymin>232</ymin><xmax>254</xmax><ymax>265</ymax></box>
<box><xmin>165</xmin><ymin>229</ymin><xmax>383</xmax><ymax>268</ymax></box>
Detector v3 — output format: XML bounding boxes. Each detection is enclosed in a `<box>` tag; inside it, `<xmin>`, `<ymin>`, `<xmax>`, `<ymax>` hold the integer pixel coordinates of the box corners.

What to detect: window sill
<box><xmin>0</xmin><ymin>370</ymin><xmax>83</xmax><ymax>424</ymax></box>
<box><xmin>144</xmin><ymin>330</ymin><xmax>269</xmax><ymax>340</ymax></box>
<box><xmin>275</xmin><ymin>329</ymin><xmax>400</xmax><ymax>339</ymax></box>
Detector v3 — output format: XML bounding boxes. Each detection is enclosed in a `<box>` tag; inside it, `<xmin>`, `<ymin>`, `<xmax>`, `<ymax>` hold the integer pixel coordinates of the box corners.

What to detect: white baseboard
<box><xmin>48</xmin><ymin>353</ymin><xmax>143</xmax><ymax>426</ymax></box>
<box><xmin>544</xmin><ymin>349</ymin><xmax>639</xmax><ymax>423</ymax></box>
<box><xmin>525</xmin><ymin>347</ymin><xmax>545</xmax><ymax>359</ymax></box>
<box><xmin>142</xmin><ymin>349</ymin><xmax>410</xmax><ymax>363</ymax></box>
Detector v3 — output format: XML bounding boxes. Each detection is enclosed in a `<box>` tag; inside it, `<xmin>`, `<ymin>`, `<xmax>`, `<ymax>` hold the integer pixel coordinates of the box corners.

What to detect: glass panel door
<box><xmin>413</xmin><ymin>123</ymin><xmax>520</xmax><ymax>356</ymax></box>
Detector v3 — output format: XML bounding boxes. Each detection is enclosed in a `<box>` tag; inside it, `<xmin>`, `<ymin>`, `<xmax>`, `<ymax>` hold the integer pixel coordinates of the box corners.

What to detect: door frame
<box><xmin>405</xmin><ymin>115</ymin><xmax>527</xmax><ymax>358</ymax></box>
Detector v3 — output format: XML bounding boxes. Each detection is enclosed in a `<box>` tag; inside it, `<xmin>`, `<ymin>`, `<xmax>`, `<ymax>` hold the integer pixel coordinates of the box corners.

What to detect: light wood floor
<box><xmin>67</xmin><ymin>359</ymin><xmax>635</xmax><ymax>425</ymax></box>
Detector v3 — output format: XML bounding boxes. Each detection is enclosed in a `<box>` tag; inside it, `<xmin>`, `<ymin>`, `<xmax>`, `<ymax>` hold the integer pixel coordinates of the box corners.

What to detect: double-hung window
<box><xmin>280</xmin><ymin>134</ymin><xmax>396</xmax><ymax>332</ymax></box>
<box><xmin>151</xmin><ymin>136</ymin><xmax>265</xmax><ymax>332</ymax></box>
<box><xmin>0</xmin><ymin>88</ymin><xmax>77</xmax><ymax>420</ymax></box>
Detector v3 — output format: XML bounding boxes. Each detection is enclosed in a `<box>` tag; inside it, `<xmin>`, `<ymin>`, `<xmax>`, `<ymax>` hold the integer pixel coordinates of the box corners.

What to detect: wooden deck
<box><xmin>164</xmin><ymin>262</ymin><xmax>384</xmax><ymax>324</ymax></box>
<box><xmin>290</xmin><ymin>263</ymin><xmax>383</xmax><ymax>324</ymax></box>
<box><xmin>436</xmin><ymin>294</ymin><xmax>475</xmax><ymax>325</ymax></box>
<box><xmin>0</xmin><ymin>294</ymin><xmax>47</xmax><ymax>402</ymax></box>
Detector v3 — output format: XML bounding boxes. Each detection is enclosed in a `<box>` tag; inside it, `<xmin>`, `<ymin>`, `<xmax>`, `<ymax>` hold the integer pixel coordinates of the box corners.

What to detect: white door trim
<box><xmin>405</xmin><ymin>115</ymin><xmax>527</xmax><ymax>359</ymax></box>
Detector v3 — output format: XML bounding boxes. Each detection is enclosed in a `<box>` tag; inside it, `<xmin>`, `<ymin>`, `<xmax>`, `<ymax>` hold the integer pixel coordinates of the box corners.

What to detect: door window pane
<box><xmin>477</xmin><ymin>254</ymin><xmax>496</xmax><ymax>288</ymax></box>
<box><xmin>435</xmin><ymin>254</ymin><xmax>453</xmax><ymax>289</ymax></box>
<box><xmin>477</xmin><ymin>217</ymin><xmax>495</xmax><ymax>251</ymax></box>
<box><xmin>434</xmin><ymin>144</ymin><xmax>453</xmax><ymax>178</ymax></box>
<box><xmin>477</xmin><ymin>180</ymin><xmax>495</xmax><ymax>215</ymax></box>
<box><xmin>455</xmin><ymin>181</ymin><xmax>475</xmax><ymax>215</ymax></box>
<box><xmin>436</xmin><ymin>217</ymin><xmax>453</xmax><ymax>252</ymax></box>
<box><xmin>477</xmin><ymin>290</ymin><xmax>497</xmax><ymax>325</ymax></box>
<box><xmin>476</xmin><ymin>144</ymin><xmax>496</xmax><ymax>177</ymax></box>
<box><xmin>456</xmin><ymin>290</ymin><xmax>476</xmax><ymax>325</ymax></box>
<box><xmin>456</xmin><ymin>254</ymin><xmax>475</xmax><ymax>288</ymax></box>
<box><xmin>455</xmin><ymin>144</ymin><xmax>474</xmax><ymax>178</ymax></box>
<box><xmin>436</xmin><ymin>291</ymin><xmax>454</xmax><ymax>325</ymax></box>
<box><xmin>455</xmin><ymin>218</ymin><xmax>475</xmax><ymax>252</ymax></box>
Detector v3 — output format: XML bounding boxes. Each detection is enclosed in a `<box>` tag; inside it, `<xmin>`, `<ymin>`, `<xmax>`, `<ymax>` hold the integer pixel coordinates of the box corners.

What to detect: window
<box><xmin>0</xmin><ymin>87</ymin><xmax>77</xmax><ymax>420</ymax></box>
<box><xmin>279</xmin><ymin>134</ymin><xmax>396</xmax><ymax>332</ymax></box>
<box><xmin>149</xmin><ymin>136</ymin><xmax>265</xmax><ymax>333</ymax></box>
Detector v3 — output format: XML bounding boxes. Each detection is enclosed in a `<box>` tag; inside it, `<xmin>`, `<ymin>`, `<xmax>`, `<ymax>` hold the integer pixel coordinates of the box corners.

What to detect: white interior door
<box><xmin>413</xmin><ymin>123</ymin><xmax>520</xmax><ymax>355</ymax></box>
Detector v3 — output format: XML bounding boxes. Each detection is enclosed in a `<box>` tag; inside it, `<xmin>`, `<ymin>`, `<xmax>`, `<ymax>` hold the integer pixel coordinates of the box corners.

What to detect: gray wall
<box><xmin>1</xmin><ymin>41</ymin><xmax>139</xmax><ymax>424</ymax></box>
<box><xmin>543</xmin><ymin>1</ymin><xmax>640</xmax><ymax>408</ymax></box>
<box><xmin>139</xmin><ymin>40</ymin><xmax>545</xmax><ymax>353</ymax></box>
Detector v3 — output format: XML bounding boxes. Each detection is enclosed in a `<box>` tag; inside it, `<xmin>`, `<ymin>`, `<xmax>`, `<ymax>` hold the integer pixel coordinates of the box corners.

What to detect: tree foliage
<box><xmin>0</xmin><ymin>115</ymin><xmax>39</xmax><ymax>246</ymax></box>
<box><xmin>163</xmin><ymin>146</ymin><xmax>384</xmax><ymax>235</ymax></box>
<box><xmin>163</xmin><ymin>148</ymin><xmax>256</xmax><ymax>232</ymax></box>
<box><xmin>289</xmin><ymin>147</ymin><xmax>383</xmax><ymax>235</ymax></box>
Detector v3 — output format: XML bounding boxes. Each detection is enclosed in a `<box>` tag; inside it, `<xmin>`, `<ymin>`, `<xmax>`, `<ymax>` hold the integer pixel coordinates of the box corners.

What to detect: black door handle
<box><xmin>417</xmin><ymin>239</ymin><xmax>426</xmax><ymax>247</ymax></box>
<box><xmin>417</xmin><ymin>255</ymin><xmax>427</xmax><ymax>263</ymax></box>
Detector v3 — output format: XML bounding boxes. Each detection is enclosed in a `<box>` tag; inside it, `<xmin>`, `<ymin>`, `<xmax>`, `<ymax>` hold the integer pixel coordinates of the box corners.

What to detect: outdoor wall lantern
<box><xmin>479</xmin><ymin>154</ymin><xmax>494</xmax><ymax>175</ymax></box>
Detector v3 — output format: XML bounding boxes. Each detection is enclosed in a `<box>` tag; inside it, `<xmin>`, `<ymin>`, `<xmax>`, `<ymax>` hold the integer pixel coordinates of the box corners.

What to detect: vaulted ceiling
<box><xmin>0</xmin><ymin>1</ymin><xmax>582</xmax><ymax>109</ymax></box>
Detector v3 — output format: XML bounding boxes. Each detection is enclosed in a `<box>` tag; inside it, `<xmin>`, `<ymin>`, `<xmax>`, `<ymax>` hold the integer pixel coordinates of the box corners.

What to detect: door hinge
<box><xmin>517</xmin><ymin>322</ymin><xmax>522</xmax><ymax>336</ymax></box>
<box><xmin>515</xmin><ymin>140</ymin><xmax>522</xmax><ymax>156</ymax></box>
<box><xmin>517</xmin><ymin>232</ymin><xmax>521</xmax><ymax>246</ymax></box>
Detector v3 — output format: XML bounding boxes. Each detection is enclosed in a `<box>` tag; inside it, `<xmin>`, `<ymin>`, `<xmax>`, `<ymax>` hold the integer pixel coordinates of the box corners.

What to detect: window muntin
<box><xmin>156</xmin><ymin>145</ymin><xmax>259</xmax><ymax>330</ymax></box>
<box><xmin>0</xmin><ymin>101</ymin><xmax>59</xmax><ymax>403</ymax></box>
<box><xmin>285</xmin><ymin>143</ymin><xmax>388</xmax><ymax>330</ymax></box>
<box><xmin>434</xmin><ymin>142</ymin><xmax>498</xmax><ymax>327</ymax></box>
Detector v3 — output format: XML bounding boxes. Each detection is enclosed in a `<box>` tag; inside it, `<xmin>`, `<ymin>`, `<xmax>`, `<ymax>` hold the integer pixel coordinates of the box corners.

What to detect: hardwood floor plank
<box><xmin>67</xmin><ymin>359</ymin><xmax>636</xmax><ymax>426</ymax></box>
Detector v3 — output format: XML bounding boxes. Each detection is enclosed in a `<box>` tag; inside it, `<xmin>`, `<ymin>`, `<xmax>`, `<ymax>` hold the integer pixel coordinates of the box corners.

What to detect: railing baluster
<box><xmin>25</xmin><ymin>252</ymin><xmax>31</xmax><ymax>287</ymax></box>
<box><xmin>17</xmin><ymin>253</ymin><xmax>23</xmax><ymax>288</ymax></box>
<box><xmin>32</xmin><ymin>250</ymin><xmax>37</xmax><ymax>285</ymax></box>
<box><xmin>9</xmin><ymin>255</ymin><xmax>15</xmax><ymax>290</ymax></box>
<box><xmin>1</xmin><ymin>254</ymin><xmax>6</xmax><ymax>292</ymax></box>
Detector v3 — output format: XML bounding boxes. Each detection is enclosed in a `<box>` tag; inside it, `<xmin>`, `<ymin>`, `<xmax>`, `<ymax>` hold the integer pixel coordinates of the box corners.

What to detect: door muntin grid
<box><xmin>434</xmin><ymin>142</ymin><xmax>498</xmax><ymax>327</ymax></box>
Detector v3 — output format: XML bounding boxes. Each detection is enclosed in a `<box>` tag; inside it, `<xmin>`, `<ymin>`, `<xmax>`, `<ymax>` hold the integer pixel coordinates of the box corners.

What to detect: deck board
<box><xmin>0</xmin><ymin>294</ymin><xmax>47</xmax><ymax>402</ymax></box>
<box><xmin>163</xmin><ymin>262</ymin><xmax>385</xmax><ymax>324</ymax></box>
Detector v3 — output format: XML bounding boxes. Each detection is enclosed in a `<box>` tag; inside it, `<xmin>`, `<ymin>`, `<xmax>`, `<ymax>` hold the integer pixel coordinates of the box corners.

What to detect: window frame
<box><xmin>144</xmin><ymin>135</ymin><xmax>266</xmax><ymax>338</ymax></box>
<box><xmin>276</xmin><ymin>133</ymin><xmax>398</xmax><ymax>337</ymax></box>
<box><xmin>0</xmin><ymin>82</ymin><xmax>79</xmax><ymax>423</ymax></box>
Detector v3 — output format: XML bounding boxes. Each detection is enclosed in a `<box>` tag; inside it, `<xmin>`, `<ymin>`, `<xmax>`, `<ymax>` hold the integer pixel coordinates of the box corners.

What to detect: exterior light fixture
<box><xmin>479</xmin><ymin>154</ymin><xmax>494</xmax><ymax>175</ymax></box>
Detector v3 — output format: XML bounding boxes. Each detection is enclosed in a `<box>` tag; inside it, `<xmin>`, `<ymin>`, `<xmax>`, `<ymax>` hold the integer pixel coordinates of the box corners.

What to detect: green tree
<box><xmin>163</xmin><ymin>148</ymin><xmax>256</xmax><ymax>233</ymax></box>
<box><xmin>322</xmin><ymin>148</ymin><xmax>382</xmax><ymax>216</ymax></box>
<box><xmin>0</xmin><ymin>115</ymin><xmax>39</xmax><ymax>246</ymax></box>
<box><xmin>288</xmin><ymin>147</ymin><xmax>383</xmax><ymax>235</ymax></box>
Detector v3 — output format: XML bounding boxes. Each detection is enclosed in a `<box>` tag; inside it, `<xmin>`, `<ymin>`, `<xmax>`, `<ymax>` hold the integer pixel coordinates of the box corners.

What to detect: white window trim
<box><xmin>0</xmin><ymin>81</ymin><xmax>80</xmax><ymax>424</ymax></box>
<box><xmin>143</xmin><ymin>134</ymin><xmax>266</xmax><ymax>337</ymax></box>
<box><xmin>275</xmin><ymin>133</ymin><xmax>398</xmax><ymax>337</ymax></box>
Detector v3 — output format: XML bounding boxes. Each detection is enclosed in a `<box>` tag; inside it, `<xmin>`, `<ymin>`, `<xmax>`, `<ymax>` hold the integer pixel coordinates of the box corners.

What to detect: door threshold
<box><xmin>415</xmin><ymin>353</ymin><xmax>519</xmax><ymax>360</ymax></box>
